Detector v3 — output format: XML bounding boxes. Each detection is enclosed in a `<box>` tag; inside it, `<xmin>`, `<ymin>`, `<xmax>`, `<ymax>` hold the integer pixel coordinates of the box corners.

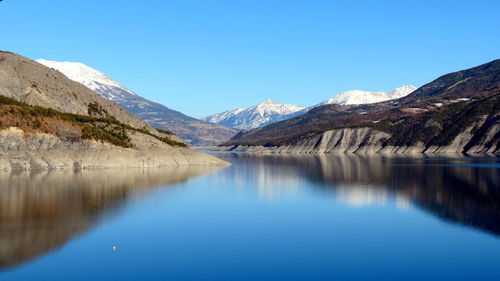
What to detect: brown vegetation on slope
<box><xmin>225</xmin><ymin>59</ymin><xmax>500</xmax><ymax>150</ymax></box>
<box><xmin>0</xmin><ymin>94</ymin><xmax>187</xmax><ymax>148</ymax></box>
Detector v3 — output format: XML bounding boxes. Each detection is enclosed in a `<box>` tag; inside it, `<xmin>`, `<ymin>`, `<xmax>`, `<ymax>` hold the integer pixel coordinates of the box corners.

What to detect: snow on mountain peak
<box><xmin>202</xmin><ymin>99</ymin><xmax>307</xmax><ymax>130</ymax></box>
<box><xmin>321</xmin><ymin>85</ymin><xmax>417</xmax><ymax>105</ymax></box>
<box><xmin>260</xmin><ymin>99</ymin><xmax>278</xmax><ymax>104</ymax></box>
<box><xmin>36</xmin><ymin>59</ymin><xmax>136</xmax><ymax>97</ymax></box>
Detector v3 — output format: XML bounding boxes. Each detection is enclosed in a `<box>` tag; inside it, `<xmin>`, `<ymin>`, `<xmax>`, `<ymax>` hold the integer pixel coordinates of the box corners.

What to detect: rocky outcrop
<box><xmin>0</xmin><ymin>127</ymin><xmax>228</xmax><ymax>171</ymax></box>
<box><xmin>271</xmin><ymin>128</ymin><xmax>389</xmax><ymax>154</ymax></box>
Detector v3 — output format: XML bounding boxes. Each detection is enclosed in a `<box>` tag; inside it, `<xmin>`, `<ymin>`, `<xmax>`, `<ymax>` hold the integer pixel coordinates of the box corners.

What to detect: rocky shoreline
<box><xmin>0</xmin><ymin>127</ymin><xmax>229</xmax><ymax>171</ymax></box>
<box><xmin>213</xmin><ymin>126</ymin><xmax>498</xmax><ymax>156</ymax></box>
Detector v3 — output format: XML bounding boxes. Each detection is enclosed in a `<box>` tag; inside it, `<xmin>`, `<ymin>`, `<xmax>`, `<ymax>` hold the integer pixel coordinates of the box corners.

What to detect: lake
<box><xmin>0</xmin><ymin>154</ymin><xmax>499</xmax><ymax>281</ymax></box>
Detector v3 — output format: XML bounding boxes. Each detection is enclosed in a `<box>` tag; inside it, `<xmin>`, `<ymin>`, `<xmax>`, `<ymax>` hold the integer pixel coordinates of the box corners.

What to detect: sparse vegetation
<box><xmin>155</xmin><ymin>128</ymin><xmax>175</xmax><ymax>135</ymax></box>
<box><xmin>363</xmin><ymin>94</ymin><xmax>500</xmax><ymax>148</ymax></box>
<box><xmin>87</xmin><ymin>102</ymin><xmax>108</xmax><ymax>116</ymax></box>
<box><xmin>0</xmin><ymin>94</ymin><xmax>187</xmax><ymax>148</ymax></box>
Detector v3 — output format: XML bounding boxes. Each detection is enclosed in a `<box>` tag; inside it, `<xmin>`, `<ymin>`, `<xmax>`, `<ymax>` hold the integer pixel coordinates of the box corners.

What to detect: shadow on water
<box><xmin>218</xmin><ymin>154</ymin><xmax>500</xmax><ymax>237</ymax></box>
<box><xmin>0</xmin><ymin>166</ymin><xmax>222</xmax><ymax>270</ymax></box>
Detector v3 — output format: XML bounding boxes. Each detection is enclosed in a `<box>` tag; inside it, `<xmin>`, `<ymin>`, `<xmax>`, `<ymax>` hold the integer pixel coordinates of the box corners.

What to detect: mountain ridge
<box><xmin>321</xmin><ymin>85</ymin><xmax>416</xmax><ymax>105</ymax></box>
<box><xmin>203</xmin><ymin>85</ymin><xmax>416</xmax><ymax>130</ymax></box>
<box><xmin>222</xmin><ymin>59</ymin><xmax>500</xmax><ymax>155</ymax></box>
<box><xmin>202</xmin><ymin>99</ymin><xmax>307</xmax><ymax>130</ymax></box>
<box><xmin>36</xmin><ymin>59</ymin><xmax>238</xmax><ymax>146</ymax></box>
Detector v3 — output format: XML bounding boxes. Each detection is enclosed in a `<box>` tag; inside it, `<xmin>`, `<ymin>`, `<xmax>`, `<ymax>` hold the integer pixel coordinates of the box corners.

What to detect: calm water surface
<box><xmin>0</xmin><ymin>154</ymin><xmax>499</xmax><ymax>281</ymax></box>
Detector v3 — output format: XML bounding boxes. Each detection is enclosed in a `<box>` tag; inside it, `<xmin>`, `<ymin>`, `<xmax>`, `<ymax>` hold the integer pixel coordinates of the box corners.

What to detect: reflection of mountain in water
<box><xmin>0</xmin><ymin>167</ymin><xmax>221</xmax><ymax>270</ymax></box>
<box><xmin>222</xmin><ymin>154</ymin><xmax>500</xmax><ymax>236</ymax></box>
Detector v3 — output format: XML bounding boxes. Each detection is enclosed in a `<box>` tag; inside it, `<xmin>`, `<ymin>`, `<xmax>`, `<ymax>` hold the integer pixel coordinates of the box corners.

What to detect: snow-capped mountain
<box><xmin>204</xmin><ymin>86</ymin><xmax>416</xmax><ymax>130</ymax></box>
<box><xmin>202</xmin><ymin>99</ymin><xmax>307</xmax><ymax>130</ymax></box>
<box><xmin>320</xmin><ymin>85</ymin><xmax>417</xmax><ymax>105</ymax></box>
<box><xmin>36</xmin><ymin>59</ymin><xmax>155</xmax><ymax>110</ymax></box>
<box><xmin>36</xmin><ymin>59</ymin><xmax>238</xmax><ymax>145</ymax></box>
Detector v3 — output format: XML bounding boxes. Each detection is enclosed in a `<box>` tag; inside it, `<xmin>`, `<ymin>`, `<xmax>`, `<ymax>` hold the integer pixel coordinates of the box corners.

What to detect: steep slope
<box><xmin>1</xmin><ymin>53</ymin><xmax>147</xmax><ymax>129</ymax></box>
<box><xmin>321</xmin><ymin>85</ymin><xmax>416</xmax><ymax>105</ymax></box>
<box><xmin>0</xmin><ymin>51</ymin><xmax>227</xmax><ymax>169</ymax></box>
<box><xmin>36</xmin><ymin>59</ymin><xmax>238</xmax><ymax>146</ymax></box>
<box><xmin>202</xmin><ymin>99</ymin><xmax>307</xmax><ymax>130</ymax></box>
<box><xmin>401</xmin><ymin>59</ymin><xmax>500</xmax><ymax>102</ymax></box>
<box><xmin>224</xmin><ymin>59</ymin><xmax>500</xmax><ymax>155</ymax></box>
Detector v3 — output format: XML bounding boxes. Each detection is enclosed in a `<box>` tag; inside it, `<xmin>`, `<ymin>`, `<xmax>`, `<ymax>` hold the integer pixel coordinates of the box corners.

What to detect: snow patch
<box><xmin>321</xmin><ymin>85</ymin><xmax>417</xmax><ymax>105</ymax></box>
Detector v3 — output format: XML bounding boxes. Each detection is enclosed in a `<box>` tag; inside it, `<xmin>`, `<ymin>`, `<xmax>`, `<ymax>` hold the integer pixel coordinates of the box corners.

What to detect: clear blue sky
<box><xmin>2</xmin><ymin>0</ymin><xmax>499</xmax><ymax>117</ymax></box>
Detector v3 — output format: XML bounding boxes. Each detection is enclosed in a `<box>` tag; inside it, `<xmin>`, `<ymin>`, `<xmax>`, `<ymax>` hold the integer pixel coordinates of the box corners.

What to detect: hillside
<box><xmin>35</xmin><ymin>59</ymin><xmax>238</xmax><ymax>146</ymax></box>
<box><xmin>401</xmin><ymin>59</ymin><xmax>500</xmax><ymax>102</ymax></box>
<box><xmin>0</xmin><ymin>51</ymin><xmax>227</xmax><ymax>169</ymax></box>
<box><xmin>223</xmin><ymin>59</ymin><xmax>500</xmax><ymax>155</ymax></box>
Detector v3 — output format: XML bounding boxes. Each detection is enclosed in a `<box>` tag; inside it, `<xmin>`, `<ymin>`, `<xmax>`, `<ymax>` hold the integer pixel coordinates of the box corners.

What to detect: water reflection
<box><xmin>218</xmin><ymin>154</ymin><xmax>500</xmax><ymax>236</ymax></box>
<box><xmin>0</xmin><ymin>166</ymin><xmax>221</xmax><ymax>270</ymax></box>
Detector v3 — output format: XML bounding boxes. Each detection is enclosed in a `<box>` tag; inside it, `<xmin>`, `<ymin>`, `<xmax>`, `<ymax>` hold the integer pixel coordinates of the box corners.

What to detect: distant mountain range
<box><xmin>223</xmin><ymin>59</ymin><xmax>500</xmax><ymax>155</ymax></box>
<box><xmin>202</xmin><ymin>99</ymin><xmax>307</xmax><ymax>130</ymax></box>
<box><xmin>34</xmin><ymin>59</ymin><xmax>419</xmax><ymax>142</ymax></box>
<box><xmin>203</xmin><ymin>85</ymin><xmax>416</xmax><ymax>130</ymax></box>
<box><xmin>36</xmin><ymin>60</ymin><xmax>238</xmax><ymax>146</ymax></box>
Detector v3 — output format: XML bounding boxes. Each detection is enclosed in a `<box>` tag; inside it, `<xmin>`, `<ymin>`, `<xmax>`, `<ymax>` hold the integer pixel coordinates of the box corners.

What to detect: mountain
<box><xmin>223</xmin><ymin>59</ymin><xmax>500</xmax><ymax>155</ymax></box>
<box><xmin>0</xmin><ymin>51</ymin><xmax>226</xmax><ymax>170</ymax></box>
<box><xmin>35</xmin><ymin>59</ymin><xmax>238</xmax><ymax>146</ymax></box>
<box><xmin>321</xmin><ymin>85</ymin><xmax>416</xmax><ymax>105</ymax></box>
<box><xmin>203</xmin><ymin>86</ymin><xmax>415</xmax><ymax>130</ymax></box>
<box><xmin>202</xmin><ymin>99</ymin><xmax>307</xmax><ymax>130</ymax></box>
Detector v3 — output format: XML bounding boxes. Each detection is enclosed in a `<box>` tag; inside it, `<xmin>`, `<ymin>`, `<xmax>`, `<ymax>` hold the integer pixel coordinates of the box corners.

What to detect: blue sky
<box><xmin>2</xmin><ymin>0</ymin><xmax>499</xmax><ymax>117</ymax></box>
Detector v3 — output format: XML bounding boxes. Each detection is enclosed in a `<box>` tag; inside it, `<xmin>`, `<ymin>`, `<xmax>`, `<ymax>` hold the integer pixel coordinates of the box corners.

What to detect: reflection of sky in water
<box><xmin>1</xmin><ymin>155</ymin><xmax>499</xmax><ymax>281</ymax></box>
<box><xmin>0</xmin><ymin>166</ymin><xmax>221</xmax><ymax>270</ymax></box>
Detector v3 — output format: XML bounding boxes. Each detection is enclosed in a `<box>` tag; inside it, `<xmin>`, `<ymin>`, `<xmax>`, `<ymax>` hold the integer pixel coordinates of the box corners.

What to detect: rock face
<box><xmin>267</xmin><ymin>128</ymin><xmax>390</xmax><ymax>154</ymax></box>
<box><xmin>220</xmin><ymin>106</ymin><xmax>499</xmax><ymax>155</ymax></box>
<box><xmin>35</xmin><ymin>59</ymin><xmax>238</xmax><ymax>146</ymax></box>
<box><xmin>0</xmin><ymin>128</ymin><xmax>227</xmax><ymax>171</ymax></box>
<box><xmin>0</xmin><ymin>51</ymin><xmax>228</xmax><ymax>169</ymax></box>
